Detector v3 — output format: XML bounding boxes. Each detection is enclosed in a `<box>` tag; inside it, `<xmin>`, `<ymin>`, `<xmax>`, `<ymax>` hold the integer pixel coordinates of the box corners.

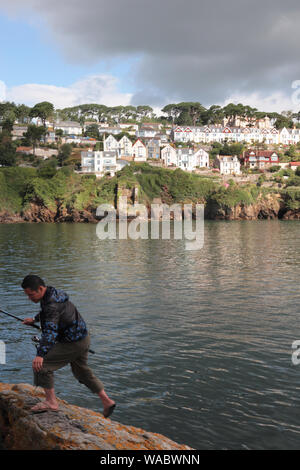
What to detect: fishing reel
<box><xmin>32</xmin><ymin>335</ymin><xmax>40</xmax><ymax>348</ymax></box>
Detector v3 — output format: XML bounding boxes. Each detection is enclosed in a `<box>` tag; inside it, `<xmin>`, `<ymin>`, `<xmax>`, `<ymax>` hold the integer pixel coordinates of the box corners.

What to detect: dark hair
<box><xmin>21</xmin><ymin>275</ymin><xmax>46</xmax><ymax>291</ymax></box>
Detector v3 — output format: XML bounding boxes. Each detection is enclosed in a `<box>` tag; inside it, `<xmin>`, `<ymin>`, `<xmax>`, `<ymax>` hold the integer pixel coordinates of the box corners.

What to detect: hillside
<box><xmin>0</xmin><ymin>163</ymin><xmax>300</xmax><ymax>222</ymax></box>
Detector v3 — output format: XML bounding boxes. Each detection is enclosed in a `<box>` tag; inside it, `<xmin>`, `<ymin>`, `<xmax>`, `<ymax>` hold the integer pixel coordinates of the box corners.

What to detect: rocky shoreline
<box><xmin>1</xmin><ymin>196</ymin><xmax>300</xmax><ymax>223</ymax></box>
<box><xmin>0</xmin><ymin>383</ymin><xmax>192</xmax><ymax>450</ymax></box>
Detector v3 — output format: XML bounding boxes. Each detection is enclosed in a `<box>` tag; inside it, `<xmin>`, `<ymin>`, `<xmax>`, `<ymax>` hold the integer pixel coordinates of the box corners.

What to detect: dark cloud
<box><xmin>1</xmin><ymin>0</ymin><xmax>300</xmax><ymax>108</ymax></box>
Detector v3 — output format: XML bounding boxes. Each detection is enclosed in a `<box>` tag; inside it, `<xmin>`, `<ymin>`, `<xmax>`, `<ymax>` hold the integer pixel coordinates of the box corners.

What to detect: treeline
<box><xmin>1</xmin><ymin>100</ymin><xmax>300</xmax><ymax>130</ymax></box>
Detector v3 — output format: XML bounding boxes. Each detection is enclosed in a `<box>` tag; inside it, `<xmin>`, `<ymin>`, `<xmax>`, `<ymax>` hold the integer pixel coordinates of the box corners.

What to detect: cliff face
<box><xmin>21</xmin><ymin>203</ymin><xmax>98</xmax><ymax>223</ymax></box>
<box><xmin>0</xmin><ymin>383</ymin><xmax>192</xmax><ymax>450</ymax></box>
<box><xmin>205</xmin><ymin>193</ymin><xmax>285</xmax><ymax>220</ymax></box>
<box><xmin>1</xmin><ymin>193</ymin><xmax>300</xmax><ymax>223</ymax></box>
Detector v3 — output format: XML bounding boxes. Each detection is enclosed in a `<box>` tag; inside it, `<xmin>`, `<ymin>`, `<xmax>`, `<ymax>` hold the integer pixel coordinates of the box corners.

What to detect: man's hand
<box><xmin>32</xmin><ymin>356</ymin><xmax>43</xmax><ymax>373</ymax></box>
<box><xmin>23</xmin><ymin>318</ymin><xmax>35</xmax><ymax>326</ymax></box>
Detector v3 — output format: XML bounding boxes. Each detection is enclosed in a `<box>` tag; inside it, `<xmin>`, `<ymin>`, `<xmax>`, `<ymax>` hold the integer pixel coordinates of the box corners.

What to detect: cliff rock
<box><xmin>205</xmin><ymin>193</ymin><xmax>283</xmax><ymax>220</ymax></box>
<box><xmin>0</xmin><ymin>383</ymin><xmax>192</xmax><ymax>450</ymax></box>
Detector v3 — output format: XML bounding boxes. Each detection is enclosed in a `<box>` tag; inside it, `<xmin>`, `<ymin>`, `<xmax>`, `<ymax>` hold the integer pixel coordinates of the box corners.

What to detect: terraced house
<box><xmin>172</xmin><ymin>125</ymin><xmax>300</xmax><ymax>145</ymax></box>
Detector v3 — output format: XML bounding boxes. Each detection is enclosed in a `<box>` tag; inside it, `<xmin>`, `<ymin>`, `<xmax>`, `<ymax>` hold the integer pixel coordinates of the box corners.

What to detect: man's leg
<box><xmin>70</xmin><ymin>335</ymin><xmax>116</xmax><ymax>417</ymax></box>
<box><xmin>98</xmin><ymin>389</ymin><xmax>116</xmax><ymax>418</ymax></box>
<box><xmin>44</xmin><ymin>388</ymin><xmax>59</xmax><ymax>408</ymax></box>
<box><xmin>32</xmin><ymin>342</ymin><xmax>75</xmax><ymax>411</ymax></box>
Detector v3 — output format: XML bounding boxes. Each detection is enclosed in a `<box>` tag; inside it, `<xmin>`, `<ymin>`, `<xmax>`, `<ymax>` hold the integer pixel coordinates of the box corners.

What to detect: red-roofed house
<box><xmin>290</xmin><ymin>162</ymin><xmax>300</xmax><ymax>171</ymax></box>
<box><xmin>243</xmin><ymin>150</ymin><xmax>279</xmax><ymax>169</ymax></box>
<box><xmin>16</xmin><ymin>146</ymin><xmax>33</xmax><ymax>155</ymax></box>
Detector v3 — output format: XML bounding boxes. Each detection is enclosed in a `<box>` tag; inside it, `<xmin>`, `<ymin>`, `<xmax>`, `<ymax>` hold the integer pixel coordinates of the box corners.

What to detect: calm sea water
<box><xmin>0</xmin><ymin>220</ymin><xmax>300</xmax><ymax>449</ymax></box>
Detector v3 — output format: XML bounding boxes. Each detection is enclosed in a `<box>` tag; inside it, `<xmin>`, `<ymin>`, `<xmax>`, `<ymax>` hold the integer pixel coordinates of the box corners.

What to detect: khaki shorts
<box><xmin>34</xmin><ymin>333</ymin><xmax>104</xmax><ymax>393</ymax></box>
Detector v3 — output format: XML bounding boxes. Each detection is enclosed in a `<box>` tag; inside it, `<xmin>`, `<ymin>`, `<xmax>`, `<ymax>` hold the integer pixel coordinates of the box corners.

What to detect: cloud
<box><xmin>2</xmin><ymin>75</ymin><xmax>133</xmax><ymax>108</ymax></box>
<box><xmin>0</xmin><ymin>0</ymin><xmax>300</xmax><ymax>109</ymax></box>
<box><xmin>219</xmin><ymin>91</ymin><xmax>299</xmax><ymax>114</ymax></box>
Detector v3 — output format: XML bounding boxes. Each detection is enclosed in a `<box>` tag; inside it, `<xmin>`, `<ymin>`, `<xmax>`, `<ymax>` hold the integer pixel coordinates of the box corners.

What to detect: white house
<box><xmin>176</xmin><ymin>148</ymin><xmax>198</xmax><ymax>171</ymax></box>
<box><xmin>161</xmin><ymin>145</ymin><xmax>209</xmax><ymax>171</ymax></box>
<box><xmin>54</xmin><ymin>121</ymin><xmax>82</xmax><ymax>136</ymax></box>
<box><xmin>279</xmin><ymin>127</ymin><xmax>300</xmax><ymax>145</ymax></box>
<box><xmin>118</xmin><ymin>135</ymin><xmax>133</xmax><ymax>157</ymax></box>
<box><xmin>132</xmin><ymin>139</ymin><xmax>147</xmax><ymax>161</ymax></box>
<box><xmin>215</xmin><ymin>155</ymin><xmax>241</xmax><ymax>175</ymax></box>
<box><xmin>81</xmin><ymin>150</ymin><xmax>95</xmax><ymax>173</ymax></box>
<box><xmin>161</xmin><ymin>144</ymin><xmax>177</xmax><ymax>166</ymax></box>
<box><xmin>290</xmin><ymin>162</ymin><xmax>300</xmax><ymax>171</ymax></box>
<box><xmin>11</xmin><ymin>125</ymin><xmax>28</xmax><ymax>140</ymax></box>
<box><xmin>99</xmin><ymin>127</ymin><xmax>122</xmax><ymax>135</ymax></box>
<box><xmin>81</xmin><ymin>150</ymin><xmax>117</xmax><ymax>177</ymax></box>
<box><xmin>137</xmin><ymin>126</ymin><xmax>157</xmax><ymax>139</ymax></box>
<box><xmin>194</xmin><ymin>148</ymin><xmax>210</xmax><ymax>168</ymax></box>
<box><xmin>104</xmin><ymin>134</ymin><xmax>119</xmax><ymax>152</ymax></box>
<box><xmin>172</xmin><ymin>125</ymin><xmax>282</xmax><ymax>145</ymax></box>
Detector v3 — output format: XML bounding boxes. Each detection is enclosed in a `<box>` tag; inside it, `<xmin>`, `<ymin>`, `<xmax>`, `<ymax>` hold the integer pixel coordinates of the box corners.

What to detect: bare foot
<box><xmin>103</xmin><ymin>402</ymin><xmax>116</xmax><ymax>418</ymax></box>
<box><xmin>31</xmin><ymin>401</ymin><xmax>59</xmax><ymax>413</ymax></box>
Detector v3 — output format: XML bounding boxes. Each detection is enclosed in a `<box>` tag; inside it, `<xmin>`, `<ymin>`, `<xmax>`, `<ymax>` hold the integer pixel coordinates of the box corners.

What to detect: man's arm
<box><xmin>23</xmin><ymin>312</ymin><xmax>40</xmax><ymax>326</ymax></box>
<box><xmin>34</xmin><ymin>312</ymin><xmax>41</xmax><ymax>323</ymax></box>
<box><xmin>35</xmin><ymin>304</ymin><xmax>59</xmax><ymax>358</ymax></box>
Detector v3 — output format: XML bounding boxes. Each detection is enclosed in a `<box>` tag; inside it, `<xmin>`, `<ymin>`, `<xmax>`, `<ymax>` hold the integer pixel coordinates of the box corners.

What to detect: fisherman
<box><xmin>22</xmin><ymin>274</ymin><xmax>116</xmax><ymax>417</ymax></box>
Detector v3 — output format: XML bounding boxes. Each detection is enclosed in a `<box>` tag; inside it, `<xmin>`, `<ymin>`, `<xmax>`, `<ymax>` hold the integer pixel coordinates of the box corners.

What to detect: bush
<box><xmin>281</xmin><ymin>188</ymin><xmax>300</xmax><ymax>210</ymax></box>
<box><xmin>37</xmin><ymin>162</ymin><xmax>57</xmax><ymax>178</ymax></box>
<box><xmin>285</xmin><ymin>175</ymin><xmax>300</xmax><ymax>187</ymax></box>
<box><xmin>269</xmin><ymin>165</ymin><xmax>281</xmax><ymax>172</ymax></box>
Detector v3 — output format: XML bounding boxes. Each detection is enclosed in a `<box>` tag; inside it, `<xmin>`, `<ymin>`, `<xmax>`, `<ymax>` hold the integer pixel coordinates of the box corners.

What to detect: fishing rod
<box><xmin>0</xmin><ymin>307</ymin><xmax>40</xmax><ymax>330</ymax></box>
<box><xmin>0</xmin><ymin>307</ymin><xmax>95</xmax><ymax>354</ymax></box>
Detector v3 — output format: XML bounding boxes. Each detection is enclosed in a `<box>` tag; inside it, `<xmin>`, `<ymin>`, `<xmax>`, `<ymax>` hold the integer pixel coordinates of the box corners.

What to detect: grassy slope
<box><xmin>0</xmin><ymin>163</ymin><xmax>283</xmax><ymax>216</ymax></box>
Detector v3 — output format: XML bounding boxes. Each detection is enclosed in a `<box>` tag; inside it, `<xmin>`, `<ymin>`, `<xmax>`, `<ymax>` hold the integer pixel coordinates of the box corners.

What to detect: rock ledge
<box><xmin>0</xmin><ymin>383</ymin><xmax>192</xmax><ymax>450</ymax></box>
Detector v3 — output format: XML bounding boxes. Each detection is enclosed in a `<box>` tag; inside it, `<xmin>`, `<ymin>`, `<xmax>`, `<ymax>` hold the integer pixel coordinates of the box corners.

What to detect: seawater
<box><xmin>0</xmin><ymin>220</ymin><xmax>300</xmax><ymax>449</ymax></box>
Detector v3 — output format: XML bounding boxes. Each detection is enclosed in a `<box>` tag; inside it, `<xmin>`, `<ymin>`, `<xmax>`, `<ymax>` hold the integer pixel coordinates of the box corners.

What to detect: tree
<box><xmin>178</xmin><ymin>102</ymin><xmax>207</xmax><ymax>126</ymax></box>
<box><xmin>219</xmin><ymin>142</ymin><xmax>245</xmax><ymax>156</ymax></box>
<box><xmin>16</xmin><ymin>104</ymin><xmax>31</xmax><ymax>124</ymax></box>
<box><xmin>162</xmin><ymin>102</ymin><xmax>207</xmax><ymax>126</ymax></box>
<box><xmin>0</xmin><ymin>101</ymin><xmax>17</xmax><ymax>123</ymax></box>
<box><xmin>30</xmin><ymin>101</ymin><xmax>54</xmax><ymax>127</ymax></box>
<box><xmin>161</xmin><ymin>104</ymin><xmax>181</xmax><ymax>123</ymax></box>
<box><xmin>58</xmin><ymin>143</ymin><xmax>72</xmax><ymax>166</ymax></box>
<box><xmin>24</xmin><ymin>125</ymin><xmax>46</xmax><ymax>155</ymax></box>
<box><xmin>0</xmin><ymin>139</ymin><xmax>16</xmax><ymax>166</ymax></box>
<box><xmin>206</xmin><ymin>105</ymin><xmax>224</xmax><ymax>125</ymax></box>
<box><xmin>121</xmin><ymin>106</ymin><xmax>137</xmax><ymax>121</ymax></box>
<box><xmin>274</xmin><ymin>115</ymin><xmax>293</xmax><ymax>129</ymax></box>
<box><xmin>85</xmin><ymin>124</ymin><xmax>100</xmax><ymax>139</ymax></box>
<box><xmin>37</xmin><ymin>159</ymin><xmax>58</xmax><ymax>178</ymax></box>
<box><xmin>1</xmin><ymin>119</ymin><xmax>14</xmax><ymax>133</ymax></box>
<box><xmin>292</xmin><ymin>111</ymin><xmax>300</xmax><ymax>124</ymax></box>
<box><xmin>136</xmin><ymin>105</ymin><xmax>154</xmax><ymax>120</ymax></box>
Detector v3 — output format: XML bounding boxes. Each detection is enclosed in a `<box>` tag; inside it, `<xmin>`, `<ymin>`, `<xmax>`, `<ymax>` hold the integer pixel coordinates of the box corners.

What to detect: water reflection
<box><xmin>0</xmin><ymin>221</ymin><xmax>300</xmax><ymax>449</ymax></box>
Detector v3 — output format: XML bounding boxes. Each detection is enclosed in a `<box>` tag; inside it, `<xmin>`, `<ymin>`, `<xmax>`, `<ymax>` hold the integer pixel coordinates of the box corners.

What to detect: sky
<box><xmin>0</xmin><ymin>0</ymin><xmax>300</xmax><ymax>114</ymax></box>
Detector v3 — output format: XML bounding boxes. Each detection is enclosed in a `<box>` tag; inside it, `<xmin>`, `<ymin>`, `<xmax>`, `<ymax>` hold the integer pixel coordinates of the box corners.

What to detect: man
<box><xmin>22</xmin><ymin>274</ymin><xmax>116</xmax><ymax>418</ymax></box>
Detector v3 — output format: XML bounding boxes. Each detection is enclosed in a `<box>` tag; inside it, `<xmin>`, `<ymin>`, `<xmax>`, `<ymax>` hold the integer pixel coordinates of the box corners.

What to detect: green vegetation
<box><xmin>281</xmin><ymin>188</ymin><xmax>300</xmax><ymax>210</ymax></box>
<box><xmin>0</xmin><ymin>163</ymin><xmax>273</xmax><ymax>217</ymax></box>
<box><xmin>209</xmin><ymin>184</ymin><xmax>262</xmax><ymax>208</ymax></box>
